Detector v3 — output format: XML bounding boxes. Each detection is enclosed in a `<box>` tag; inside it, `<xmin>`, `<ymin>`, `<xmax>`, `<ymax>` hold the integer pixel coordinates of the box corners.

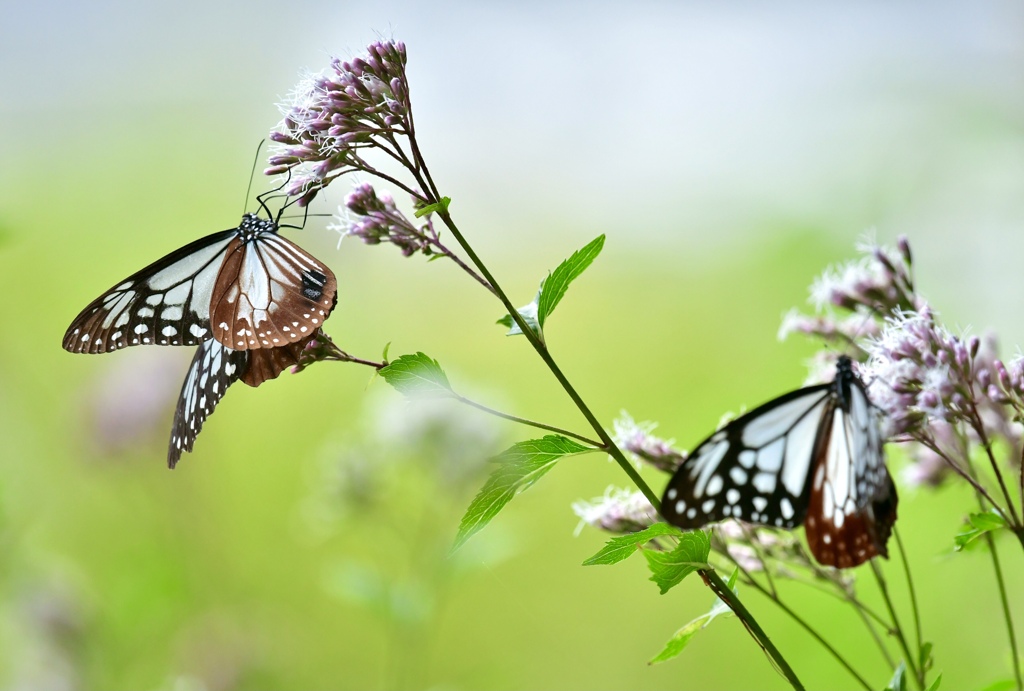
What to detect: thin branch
<box><xmin>453</xmin><ymin>393</ymin><xmax>601</xmax><ymax>447</ymax></box>
<box><xmin>984</xmin><ymin>522</ymin><xmax>1023</xmax><ymax>691</ymax></box>
<box><xmin>870</xmin><ymin>560</ymin><xmax>923</xmax><ymax>691</ymax></box>
<box><xmin>894</xmin><ymin>528</ymin><xmax>923</xmax><ymax>674</ymax></box>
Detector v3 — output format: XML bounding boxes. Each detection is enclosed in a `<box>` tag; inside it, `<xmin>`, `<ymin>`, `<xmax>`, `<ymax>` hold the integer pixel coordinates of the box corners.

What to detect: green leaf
<box><xmin>497</xmin><ymin>234</ymin><xmax>605</xmax><ymax>338</ymax></box>
<box><xmin>381</xmin><ymin>341</ymin><xmax>391</xmax><ymax>362</ymax></box>
<box><xmin>926</xmin><ymin>672</ymin><xmax>943</xmax><ymax>691</ymax></box>
<box><xmin>414</xmin><ymin>196</ymin><xmax>451</xmax><ymax>217</ymax></box>
<box><xmin>919</xmin><ymin>641</ymin><xmax>933</xmax><ymax>672</ymax></box>
<box><xmin>886</xmin><ymin>662</ymin><xmax>907</xmax><ymax>691</ymax></box>
<box><xmin>453</xmin><ymin>436</ymin><xmax>597</xmax><ymax>551</ymax></box>
<box><xmin>379</xmin><ymin>352</ymin><xmax>453</xmax><ymax>398</ymax></box>
<box><xmin>954</xmin><ymin>510</ymin><xmax>1008</xmax><ymax>551</ymax></box>
<box><xmin>537</xmin><ymin>234</ymin><xmax>605</xmax><ymax>328</ymax></box>
<box><xmin>649</xmin><ymin>567</ymin><xmax>737</xmax><ymax>664</ymax></box>
<box><xmin>582</xmin><ymin>523</ymin><xmax>683</xmax><ymax>566</ymax></box>
<box><xmin>981</xmin><ymin>680</ymin><xmax>1016</xmax><ymax>691</ymax></box>
<box><xmin>644</xmin><ymin>530</ymin><xmax>711</xmax><ymax>594</ymax></box>
<box><xmin>497</xmin><ymin>300</ymin><xmax>541</xmax><ymax>338</ymax></box>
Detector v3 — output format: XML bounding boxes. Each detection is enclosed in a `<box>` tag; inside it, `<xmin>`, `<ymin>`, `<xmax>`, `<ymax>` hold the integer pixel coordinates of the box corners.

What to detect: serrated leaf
<box><xmin>379</xmin><ymin>352</ymin><xmax>453</xmax><ymax>398</ymax></box>
<box><xmin>497</xmin><ymin>235</ymin><xmax>605</xmax><ymax>338</ymax></box>
<box><xmin>453</xmin><ymin>436</ymin><xmax>596</xmax><ymax>551</ymax></box>
<box><xmin>926</xmin><ymin>672</ymin><xmax>943</xmax><ymax>691</ymax></box>
<box><xmin>414</xmin><ymin>196</ymin><xmax>451</xmax><ymax>217</ymax></box>
<box><xmin>583</xmin><ymin>523</ymin><xmax>682</xmax><ymax>566</ymax></box>
<box><xmin>954</xmin><ymin>510</ymin><xmax>1008</xmax><ymax>551</ymax></box>
<box><xmin>649</xmin><ymin>567</ymin><xmax>737</xmax><ymax>664</ymax></box>
<box><xmin>644</xmin><ymin>530</ymin><xmax>711</xmax><ymax>594</ymax></box>
<box><xmin>886</xmin><ymin>662</ymin><xmax>908</xmax><ymax>691</ymax></box>
<box><xmin>537</xmin><ymin>234</ymin><xmax>605</xmax><ymax>328</ymax></box>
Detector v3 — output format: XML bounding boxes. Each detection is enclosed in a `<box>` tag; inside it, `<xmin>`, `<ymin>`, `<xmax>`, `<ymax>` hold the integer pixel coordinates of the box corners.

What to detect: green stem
<box><xmin>985</xmin><ymin>530</ymin><xmax>1023</xmax><ymax>691</ymax></box>
<box><xmin>700</xmin><ymin>569</ymin><xmax>806</xmax><ymax>691</ymax></box>
<box><xmin>870</xmin><ymin>560</ymin><xmax>922</xmax><ymax>690</ymax></box>
<box><xmin>452</xmin><ymin>394</ymin><xmax>601</xmax><ymax>447</ymax></box>
<box><xmin>433</xmin><ymin>209</ymin><xmax>661</xmax><ymax>511</ymax></box>
<box><xmin>894</xmin><ymin>528</ymin><xmax>923</xmax><ymax>672</ymax></box>
<box><xmin>423</xmin><ymin>205</ymin><xmax>804</xmax><ymax>688</ymax></box>
<box><xmin>730</xmin><ymin>569</ymin><xmax>869</xmax><ymax>691</ymax></box>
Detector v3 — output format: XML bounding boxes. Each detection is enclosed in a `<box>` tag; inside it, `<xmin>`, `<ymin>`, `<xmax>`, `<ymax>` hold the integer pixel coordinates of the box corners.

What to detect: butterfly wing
<box><xmin>64</xmin><ymin>230</ymin><xmax>236</xmax><ymax>353</ymax></box>
<box><xmin>167</xmin><ymin>339</ymin><xmax>248</xmax><ymax>468</ymax></box>
<box><xmin>209</xmin><ymin>234</ymin><xmax>337</xmax><ymax>350</ymax></box>
<box><xmin>240</xmin><ymin>329</ymin><xmax>319</xmax><ymax>387</ymax></box>
<box><xmin>804</xmin><ymin>379</ymin><xmax>898</xmax><ymax>568</ymax></box>
<box><xmin>661</xmin><ymin>384</ymin><xmax>833</xmax><ymax>529</ymax></box>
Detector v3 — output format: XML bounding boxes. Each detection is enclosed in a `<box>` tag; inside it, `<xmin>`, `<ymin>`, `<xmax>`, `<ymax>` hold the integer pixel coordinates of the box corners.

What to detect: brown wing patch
<box><xmin>804</xmin><ymin>412</ymin><xmax>898</xmax><ymax>568</ymax></box>
<box><xmin>210</xmin><ymin>235</ymin><xmax>337</xmax><ymax>351</ymax></box>
<box><xmin>241</xmin><ymin>330</ymin><xmax>319</xmax><ymax>387</ymax></box>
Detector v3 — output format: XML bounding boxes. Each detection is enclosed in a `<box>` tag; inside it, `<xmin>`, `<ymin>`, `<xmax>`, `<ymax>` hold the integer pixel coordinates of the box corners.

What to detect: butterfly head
<box><xmin>237</xmin><ymin>213</ymin><xmax>278</xmax><ymax>242</ymax></box>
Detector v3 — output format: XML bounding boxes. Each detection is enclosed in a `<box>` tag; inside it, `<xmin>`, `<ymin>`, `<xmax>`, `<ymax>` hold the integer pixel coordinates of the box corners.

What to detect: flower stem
<box><xmin>699</xmin><ymin>568</ymin><xmax>807</xmax><ymax>691</ymax></box>
<box><xmin>985</xmin><ymin>529</ymin><xmax>1023</xmax><ymax>691</ymax></box>
<box><xmin>870</xmin><ymin>560</ymin><xmax>923</xmax><ymax>690</ymax></box>
<box><xmin>424</xmin><ymin>203</ymin><xmax>804</xmax><ymax>688</ymax></box>
<box><xmin>452</xmin><ymin>393</ymin><xmax>601</xmax><ymax>447</ymax></box>
<box><xmin>431</xmin><ymin>209</ymin><xmax>661</xmax><ymax>510</ymax></box>
<box><xmin>894</xmin><ymin>528</ymin><xmax>924</xmax><ymax>674</ymax></box>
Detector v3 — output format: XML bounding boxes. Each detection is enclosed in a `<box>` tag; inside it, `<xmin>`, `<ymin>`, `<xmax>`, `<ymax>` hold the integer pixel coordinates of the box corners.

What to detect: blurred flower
<box><xmin>808</xmin><ymin>237</ymin><xmax>917</xmax><ymax>317</ymax></box>
<box><xmin>268</xmin><ymin>40</ymin><xmax>412</xmax><ymax>205</ymax></box>
<box><xmin>572</xmin><ymin>487</ymin><xmax>658</xmax><ymax>534</ymax></box>
<box><xmin>83</xmin><ymin>349</ymin><xmax>185</xmax><ymax>458</ymax></box>
<box><xmin>612</xmin><ymin>412</ymin><xmax>686</xmax><ymax>473</ymax></box>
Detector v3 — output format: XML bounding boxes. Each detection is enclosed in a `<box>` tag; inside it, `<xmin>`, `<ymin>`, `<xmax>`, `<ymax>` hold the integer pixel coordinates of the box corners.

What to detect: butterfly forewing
<box><xmin>661</xmin><ymin>385</ymin><xmax>832</xmax><ymax>529</ymax></box>
<box><xmin>168</xmin><ymin>339</ymin><xmax>248</xmax><ymax>467</ymax></box>
<box><xmin>804</xmin><ymin>381</ymin><xmax>898</xmax><ymax>568</ymax></box>
<box><xmin>210</xmin><ymin>233</ymin><xmax>337</xmax><ymax>350</ymax></box>
<box><xmin>63</xmin><ymin>231</ymin><xmax>236</xmax><ymax>353</ymax></box>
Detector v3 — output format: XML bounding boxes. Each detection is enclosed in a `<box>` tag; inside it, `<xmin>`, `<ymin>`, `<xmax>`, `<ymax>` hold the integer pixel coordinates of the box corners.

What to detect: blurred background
<box><xmin>2</xmin><ymin>0</ymin><xmax>1023</xmax><ymax>688</ymax></box>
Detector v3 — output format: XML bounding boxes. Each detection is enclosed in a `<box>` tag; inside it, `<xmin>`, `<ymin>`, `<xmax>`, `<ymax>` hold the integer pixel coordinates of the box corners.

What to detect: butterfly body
<box><xmin>660</xmin><ymin>356</ymin><xmax>897</xmax><ymax>568</ymax></box>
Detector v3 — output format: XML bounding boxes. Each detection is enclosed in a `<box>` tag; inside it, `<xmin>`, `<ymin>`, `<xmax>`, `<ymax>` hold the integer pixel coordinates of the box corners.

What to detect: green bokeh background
<box><xmin>2</xmin><ymin>2</ymin><xmax>1023</xmax><ymax>689</ymax></box>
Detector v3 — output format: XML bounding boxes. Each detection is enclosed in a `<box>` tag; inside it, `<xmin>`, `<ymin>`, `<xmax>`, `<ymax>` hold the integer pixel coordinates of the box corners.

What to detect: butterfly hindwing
<box><xmin>210</xmin><ymin>232</ymin><xmax>337</xmax><ymax>350</ymax></box>
<box><xmin>167</xmin><ymin>329</ymin><xmax>322</xmax><ymax>467</ymax></box>
<box><xmin>804</xmin><ymin>378</ymin><xmax>898</xmax><ymax>568</ymax></box>
<box><xmin>661</xmin><ymin>384</ymin><xmax>832</xmax><ymax>529</ymax></box>
<box><xmin>63</xmin><ymin>230</ymin><xmax>236</xmax><ymax>353</ymax></box>
<box><xmin>168</xmin><ymin>339</ymin><xmax>248</xmax><ymax>467</ymax></box>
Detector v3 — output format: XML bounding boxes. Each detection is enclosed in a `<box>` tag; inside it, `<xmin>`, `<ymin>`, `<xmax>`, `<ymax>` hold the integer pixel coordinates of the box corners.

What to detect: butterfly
<box><xmin>660</xmin><ymin>356</ymin><xmax>898</xmax><ymax>568</ymax></box>
<box><xmin>167</xmin><ymin>330</ymin><xmax>320</xmax><ymax>467</ymax></box>
<box><xmin>62</xmin><ymin>212</ymin><xmax>337</xmax><ymax>354</ymax></box>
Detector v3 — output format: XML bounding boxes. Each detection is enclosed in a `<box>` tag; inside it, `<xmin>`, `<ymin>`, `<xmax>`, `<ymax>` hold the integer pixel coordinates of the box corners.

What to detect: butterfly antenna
<box><xmin>243</xmin><ymin>139</ymin><xmax>266</xmax><ymax>218</ymax></box>
<box><xmin>257</xmin><ymin>168</ymin><xmax>293</xmax><ymax>222</ymax></box>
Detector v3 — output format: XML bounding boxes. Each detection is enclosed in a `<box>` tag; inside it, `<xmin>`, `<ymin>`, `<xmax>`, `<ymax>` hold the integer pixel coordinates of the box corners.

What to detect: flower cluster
<box><xmin>333</xmin><ymin>183</ymin><xmax>434</xmax><ymax>257</ymax></box>
<box><xmin>784</xmin><ymin>237</ymin><xmax>1024</xmax><ymax>503</ymax></box>
<box><xmin>268</xmin><ymin>41</ymin><xmax>413</xmax><ymax>205</ymax></box>
<box><xmin>809</xmin><ymin>238</ymin><xmax>918</xmax><ymax>317</ymax></box>
<box><xmin>612</xmin><ymin>413</ymin><xmax>687</xmax><ymax>473</ymax></box>
<box><xmin>572</xmin><ymin>488</ymin><xmax>658</xmax><ymax>534</ymax></box>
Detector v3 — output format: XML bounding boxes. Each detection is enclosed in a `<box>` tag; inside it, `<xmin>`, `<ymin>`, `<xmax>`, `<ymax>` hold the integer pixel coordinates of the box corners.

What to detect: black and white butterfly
<box><xmin>62</xmin><ymin>212</ymin><xmax>337</xmax><ymax>354</ymax></box>
<box><xmin>167</xmin><ymin>330</ymin><xmax>321</xmax><ymax>468</ymax></box>
<box><xmin>660</xmin><ymin>356</ymin><xmax>898</xmax><ymax>568</ymax></box>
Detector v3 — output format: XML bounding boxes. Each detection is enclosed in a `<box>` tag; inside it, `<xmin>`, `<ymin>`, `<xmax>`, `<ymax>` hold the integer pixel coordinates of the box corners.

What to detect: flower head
<box><xmin>268</xmin><ymin>40</ymin><xmax>412</xmax><ymax>204</ymax></box>
<box><xmin>612</xmin><ymin>412</ymin><xmax>686</xmax><ymax>473</ymax></box>
<box><xmin>331</xmin><ymin>182</ymin><xmax>435</xmax><ymax>257</ymax></box>
<box><xmin>572</xmin><ymin>487</ymin><xmax>658</xmax><ymax>534</ymax></box>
